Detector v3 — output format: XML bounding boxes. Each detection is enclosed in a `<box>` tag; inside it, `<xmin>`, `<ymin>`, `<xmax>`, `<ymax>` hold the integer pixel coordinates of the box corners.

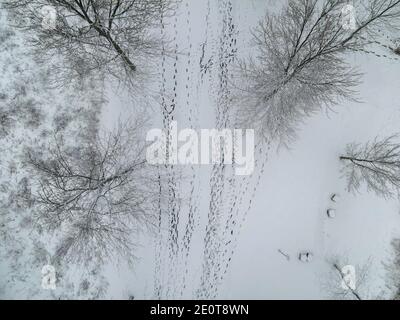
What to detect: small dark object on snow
<box><xmin>298</xmin><ymin>252</ymin><xmax>313</xmax><ymax>262</ymax></box>
<box><xmin>330</xmin><ymin>193</ymin><xmax>340</xmax><ymax>202</ymax></box>
<box><xmin>394</xmin><ymin>47</ymin><xmax>400</xmax><ymax>55</ymax></box>
<box><xmin>327</xmin><ymin>208</ymin><xmax>336</xmax><ymax>218</ymax></box>
<box><xmin>278</xmin><ymin>249</ymin><xmax>290</xmax><ymax>261</ymax></box>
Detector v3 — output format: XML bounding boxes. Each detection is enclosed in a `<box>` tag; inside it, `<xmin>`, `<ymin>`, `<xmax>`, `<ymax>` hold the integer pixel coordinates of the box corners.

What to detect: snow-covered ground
<box><xmin>2</xmin><ymin>0</ymin><xmax>400</xmax><ymax>300</ymax></box>
<box><xmin>97</xmin><ymin>0</ymin><xmax>400</xmax><ymax>300</ymax></box>
<box><xmin>223</xmin><ymin>54</ymin><xmax>400</xmax><ymax>298</ymax></box>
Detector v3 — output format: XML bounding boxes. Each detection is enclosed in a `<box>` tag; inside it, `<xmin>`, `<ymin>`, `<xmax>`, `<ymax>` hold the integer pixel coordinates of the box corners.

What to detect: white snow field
<box><xmin>1</xmin><ymin>0</ymin><xmax>400</xmax><ymax>300</ymax></box>
<box><xmin>98</xmin><ymin>0</ymin><xmax>400</xmax><ymax>300</ymax></box>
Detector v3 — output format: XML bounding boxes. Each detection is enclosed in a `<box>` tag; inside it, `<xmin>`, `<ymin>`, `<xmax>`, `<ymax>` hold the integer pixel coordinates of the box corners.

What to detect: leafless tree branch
<box><xmin>25</xmin><ymin>118</ymin><xmax>167</xmax><ymax>264</ymax></box>
<box><xmin>233</xmin><ymin>0</ymin><xmax>400</xmax><ymax>144</ymax></box>
<box><xmin>3</xmin><ymin>0</ymin><xmax>175</xmax><ymax>87</ymax></box>
<box><xmin>341</xmin><ymin>134</ymin><xmax>400</xmax><ymax>198</ymax></box>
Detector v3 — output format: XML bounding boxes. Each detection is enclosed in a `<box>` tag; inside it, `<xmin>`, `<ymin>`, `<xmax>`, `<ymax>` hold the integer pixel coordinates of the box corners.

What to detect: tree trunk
<box><xmin>93</xmin><ymin>25</ymin><xmax>137</xmax><ymax>72</ymax></box>
<box><xmin>105</xmin><ymin>34</ymin><xmax>137</xmax><ymax>72</ymax></box>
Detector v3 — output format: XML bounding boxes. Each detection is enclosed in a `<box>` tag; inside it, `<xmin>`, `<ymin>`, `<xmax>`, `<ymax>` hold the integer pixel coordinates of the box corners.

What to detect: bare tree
<box><xmin>322</xmin><ymin>256</ymin><xmax>372</xmax><ymax>300</ymax></box>
<box><xmin>26</xmin><ymin>118</ymin><xmax>166</xmax><ymax>264</ymax></box>
<box><xmin>340</xmin><ymin>135</ymin><xmax>400</xmax><ymax>198</ymax></box>
<box><xmin>3</xmin><ymin>0</ymin><xmax>174</xmax><ymax>86</ymax></box>
<box><xmin>234</xmin><ymin>0</ymin><xmax>400</xmax><ymax>144</ymax></box>
<box><xmin>384</xmin><ymin>238</ymin><xmax>400</xmax><ymax>299</ymax></box>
